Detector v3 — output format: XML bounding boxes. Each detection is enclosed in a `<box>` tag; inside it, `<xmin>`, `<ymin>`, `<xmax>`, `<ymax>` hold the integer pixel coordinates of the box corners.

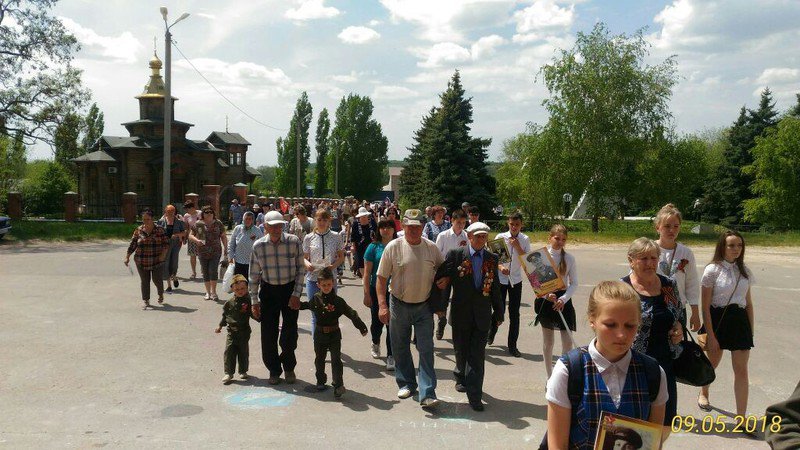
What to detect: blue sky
<box><xmin>40</xmin><ymin>0</ymin><xmax>800</xmax><ymax>166</ymax></box>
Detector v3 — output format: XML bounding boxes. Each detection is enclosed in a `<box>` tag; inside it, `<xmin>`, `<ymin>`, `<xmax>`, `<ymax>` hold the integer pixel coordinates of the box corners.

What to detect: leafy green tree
<box><xmin>399</xmin><ymin>71</ymin><xmax>496</xmax><ymax>213</ymax></box>
<box><xmin>275</xmin><ymin>92</ymin><xmax>312</xmax><ymax>195</ymax></box>
<box><xmin>81</xmin><ymin>103</ymin><xmax>104</xmax><ymax>150</ymax></box>
<box><xmin>251</xmin><ymin>165</ymin><xmax>277</xmax><ymax>195</ymax></box>
<box><xmin>789</xmin><ymin>94</ymin><xmax>800</xmax><ymax>117</ymax></box>
<box><xmin>22</xmin><ymin>160</ymin><xmax>75</xmax><ymax>215</ymax></box>
<box><xmin>0</xmin><ymin>131</ymin><xmax>27</xmax><ymax>211</ymax></box>
<box><xmin>314</xmin><ymin>108</ymin><xmax>330</xmax><ymax>195</ymax></box>
<box><xmin>743</xmin><ymin>117</ymin><xmax>800</xmax><ymax>229</ymax></box>
<box><xmin>539</xmin><ymin>22</ymin><xmax>678</xmax><ymax>231</ymax></box>
<box><xmin>1</xmin><ymin>0</ymin><xmax>90</xmax><ymax>144</ymax></box>
<box><xmin>325</xmin><ymin>94</ymin><xmax>388</xmax><ymax>200</ymax></box>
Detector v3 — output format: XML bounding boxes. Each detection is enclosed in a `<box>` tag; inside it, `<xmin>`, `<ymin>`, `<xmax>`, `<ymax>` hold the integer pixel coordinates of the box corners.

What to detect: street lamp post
<box><xmin>160</xmin><ymin>7</ymin><xmax>189</xmax><ymax>210</ymax></box>
<box><xmin>296</xmin><ymin>112</ymin><xmax>312</xmax><ymax>197</ymax></box>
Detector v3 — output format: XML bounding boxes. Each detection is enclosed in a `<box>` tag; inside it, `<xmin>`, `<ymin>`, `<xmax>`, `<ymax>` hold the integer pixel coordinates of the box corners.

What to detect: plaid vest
<box><xmin>568</xmin><ymin>349</ymin><xmax>652</xmax><ymax>449</ymax></box>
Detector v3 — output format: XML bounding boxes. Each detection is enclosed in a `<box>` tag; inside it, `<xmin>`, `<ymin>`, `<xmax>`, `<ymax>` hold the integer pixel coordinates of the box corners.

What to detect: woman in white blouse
<box><xmin>303</xmin><ymin>208</ymin><xmax>345</xmax><ymax>333</ymax></box>
<box><xmin>654</xmin><ymin>204</ymin><xmax>701</xmax><ymax>331</ymax></box>
<box><xmin>698</xmin><ymin>230</ymin><xmax>754</xmax><ymax>416</ymax></box>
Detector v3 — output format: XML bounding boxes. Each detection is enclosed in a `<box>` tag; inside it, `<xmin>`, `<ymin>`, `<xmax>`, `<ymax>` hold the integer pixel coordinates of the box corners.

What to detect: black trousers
<box><xmin>224</xmin><ymin>329</ymin><xmax>250</xmax><ymax>375</ymax></box>
<box><xmin>369</xmin><ymin>284</ymin><xmax>392</xmax><ymax>355</ymax></box>
<box><xmin>452</xmin><ymin>325</ymin><xmax>488</xmax><ymax>403</ymax></box>
<box><xmin>135</xmin><ymin>262</ymin><xmax>163</xmax><ymax>301</ymax></box>
<box><xmin>259</xmin><ymin>281</ymin><xmax>298</xmax><ymax>377</ymax></box>
<box><xmin>314</xmin><ymin>329</ymin><xmax>343</xmax><ymax>387</ymax></box>
<box><xmin>234</xmin><ymin>262</ymin><xmax>249</xmax><ymax>278</ymax></box>
<box><xmin>504</xmin><ymin>282</ymin><xmax>523</xmax><ymax>349</ymax></box>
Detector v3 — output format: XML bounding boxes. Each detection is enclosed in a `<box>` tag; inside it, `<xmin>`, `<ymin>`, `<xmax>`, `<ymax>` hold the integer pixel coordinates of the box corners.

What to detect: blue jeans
<box><xmin>389</xmin><ymin>296</ymin><xmax>436</xmax><ymax>401</ymax></box>
<box><xmin>306</xmin><ymin>279</ymin><xmax>337</xmax><ymax>337</ymax></box>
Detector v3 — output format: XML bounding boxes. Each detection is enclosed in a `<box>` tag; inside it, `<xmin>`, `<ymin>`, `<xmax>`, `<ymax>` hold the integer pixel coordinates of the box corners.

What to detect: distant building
<box><xmin>71</xmin><ymin>50</ymin><xmax>257</xmax><ymax>216</ymax></box>
<box><xmin>381</xmin><ymin>166</ymin><xmax>403</xmax><ymax>201</ymax></box>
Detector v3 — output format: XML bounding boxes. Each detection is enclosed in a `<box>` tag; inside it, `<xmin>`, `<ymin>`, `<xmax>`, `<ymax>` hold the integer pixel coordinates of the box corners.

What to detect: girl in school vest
<box><xmin>545</xmin><ymin>281</ymin><xmax>668</xmax><ymax>449</ymax></box>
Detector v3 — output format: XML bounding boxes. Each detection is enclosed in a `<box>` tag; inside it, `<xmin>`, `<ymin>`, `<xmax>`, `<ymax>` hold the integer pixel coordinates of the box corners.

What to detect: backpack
<box><xmin>538</xmin><ymin>347</ymin><xmax>661</xmax><ymax>450</ymax></box>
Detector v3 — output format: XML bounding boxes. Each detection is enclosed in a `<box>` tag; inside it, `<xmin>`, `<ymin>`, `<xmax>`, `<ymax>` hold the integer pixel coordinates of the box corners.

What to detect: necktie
<box><xmin>472</xmin><ymin>250</ymin><xmax>483</xmax><ymax>290</ymax></box>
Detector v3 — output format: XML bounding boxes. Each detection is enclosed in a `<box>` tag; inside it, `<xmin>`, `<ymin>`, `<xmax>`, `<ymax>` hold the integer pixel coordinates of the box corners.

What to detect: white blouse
<box><xmin>495</xmin><ymin>230</ymin><xmax>532</xmax><ymax>285</ymax></box>
<box><xmin>547</xmin><ymin>246</ymin><xmax>578</xmax><ymax>304</ymax></box>
<box><xmin>657</xmin><ymin>243</ymin><xmax>699</xmax><ymax>306</ymax></box>
<box><xmin>701</xmin><ymin>261</ymin><xmax>754</xmax><ymax>308</ymax></box>
<box><xmin>302</xmin><ymin>230</ymin><xmax>344</xmax><ymax>281</ymax></box>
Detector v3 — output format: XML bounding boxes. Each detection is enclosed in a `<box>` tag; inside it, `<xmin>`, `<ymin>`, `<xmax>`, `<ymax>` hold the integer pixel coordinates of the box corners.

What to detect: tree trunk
<box><xmin>591</xmin><ymin>214</ymin><xmax>599</xmax><ymax>233</ymax></box>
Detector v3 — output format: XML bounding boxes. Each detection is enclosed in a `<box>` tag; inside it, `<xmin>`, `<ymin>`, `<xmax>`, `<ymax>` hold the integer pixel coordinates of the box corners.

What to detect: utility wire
<box><xmin>170</xmin><ymin>39</ymin><xmax>287</xmax><ymax>132</ymax></box>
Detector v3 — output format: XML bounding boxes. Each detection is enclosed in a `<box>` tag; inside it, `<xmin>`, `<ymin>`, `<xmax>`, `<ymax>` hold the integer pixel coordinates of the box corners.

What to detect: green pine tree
<box><xmin>81</xmin><ymin>103</ymin><xmax>105</xmax><ymax>150</ymax></box>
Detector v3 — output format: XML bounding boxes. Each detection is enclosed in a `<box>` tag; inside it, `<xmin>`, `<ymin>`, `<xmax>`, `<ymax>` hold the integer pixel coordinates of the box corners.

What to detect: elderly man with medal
<box><xmin>435</xmin><ymin>221</ymin><xmax>504</xmax><ymax>411</ymax></box>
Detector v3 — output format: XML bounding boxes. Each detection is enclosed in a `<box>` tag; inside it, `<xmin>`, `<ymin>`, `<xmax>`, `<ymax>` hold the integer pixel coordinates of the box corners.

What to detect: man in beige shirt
<box><xmin>377</xmin><ymin>209</ymin><xmax>444</xmax><ymax>409</ymax></box>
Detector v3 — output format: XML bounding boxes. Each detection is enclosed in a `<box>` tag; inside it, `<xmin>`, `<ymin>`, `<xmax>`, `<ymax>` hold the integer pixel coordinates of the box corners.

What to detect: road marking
<box><xmin>225</xmin><ymin>389</ymin><xmax>295</xmax><ymax>409</ymax></box>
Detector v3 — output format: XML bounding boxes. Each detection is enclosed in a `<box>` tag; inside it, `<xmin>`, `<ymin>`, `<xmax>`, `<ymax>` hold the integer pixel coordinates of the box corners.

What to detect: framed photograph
<box><xmin>487</xmin><ymin>238</ymin><xmax>512</xmax><ymax>265</ymax></box>
<box><xmin>594</xmin><ymin>411</ymin><xmax>663</xmax><ymax>450</ymax></box>
<box><xmin>519</xmin><ymin>247</ymin><xmax>565</xmax><ymax>297</ymax></box>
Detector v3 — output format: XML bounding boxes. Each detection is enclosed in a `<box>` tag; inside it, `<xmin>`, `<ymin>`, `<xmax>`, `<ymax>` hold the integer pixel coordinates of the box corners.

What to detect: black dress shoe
<box><xmin>469</xmin><ymin>401</ymin><xmax>484</xmax><ymax>411</ymax></box>
<box><xmin>436</xmin><ymin>318</ymin><xmax>447</xmax><ymax>340</ymax></box>
<box><xmin>488</xmin><ymin>329</ymin><xmax>496</xmax><ymax>346</ymax></box>
<box><xmin>509</xmin><ymin>348</ymin><xmax>522</xmax><ymax>358</ymax></box>
<box><xmin>455</xmin><ymin>383</ymin><xmax>467</xmax><ymax>392</ymax></box>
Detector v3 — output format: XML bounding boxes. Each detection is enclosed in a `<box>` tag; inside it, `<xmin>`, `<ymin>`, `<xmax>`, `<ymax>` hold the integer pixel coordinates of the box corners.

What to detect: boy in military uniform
<box><xmin>215</xmin><ymin>274</ymin><xmax>253</xmax><ymax>384</ymax></box>
<box><xmin>300</xmin><ymin>268</ymin><xmax>368</xmax><ymax>398</ymax></box>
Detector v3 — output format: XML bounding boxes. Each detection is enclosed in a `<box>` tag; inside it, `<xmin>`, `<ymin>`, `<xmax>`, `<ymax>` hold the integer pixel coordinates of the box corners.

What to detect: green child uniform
<box><xmin>219</xmin><ymin>295</ymin><xmax>252</xmax><ymax>376</ymax></box>
<box><xmin>300</xmin><ymin>291</ymin><xmax>367</xmax><ymax>388</ymax></box>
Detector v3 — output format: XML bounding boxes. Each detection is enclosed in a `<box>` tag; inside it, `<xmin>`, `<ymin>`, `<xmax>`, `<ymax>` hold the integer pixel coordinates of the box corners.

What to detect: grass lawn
<box><xmin>3</xmin><ymin>220</ymin><xmax>136</xmax><ymax>242</ymax></box>
<box><xmin>3</xmin><ymin>219</ymin><xmax>800</xmax><ymax>247</ymax></box>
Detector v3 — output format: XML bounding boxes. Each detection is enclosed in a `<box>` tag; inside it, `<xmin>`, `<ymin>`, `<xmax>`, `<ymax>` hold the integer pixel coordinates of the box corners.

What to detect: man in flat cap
<box><xmin>435</xmin><ymin>221</ymin><xmax>503</xmax><ymax>411</ymax></box>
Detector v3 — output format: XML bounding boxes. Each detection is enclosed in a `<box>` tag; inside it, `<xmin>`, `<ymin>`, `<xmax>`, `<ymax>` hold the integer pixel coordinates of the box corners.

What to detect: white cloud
<box><xmin>285</xmin><ymin>0</ymin><xmax>340</xmax><ymax>21</ymax></box>
<box><xmin>413</xmin><ymin>42</ymin><xmax>472</xmax><ymax>68</ymax></box>
<box><xmin>369</xmin><ymin>19</ymin><xmax>383</xmax><ymax>27</ymax></box>
<box><xmin>513</xmin><ymin>0</ymin><xmax>574</xmax><ymax>32</ymax></box>
<box><xmin>372</xmin><ymin>85</ymin><xmax>419</xmax><ymax>100</ymax></box>
<box><xmin>331</xmin><ymin>73</ymin><xmax>359</xmax><ymax>83</ymax></box>
<box><xmin>59</xmin><ymin>17</ymin><xmax>142</xmax><ymax>64</ymax></box>
<box><xmin>381</xmin><ymin>0</ymin><xmax>515</xmax><ymax>43</ymax></box>
<box><xmin>174</xmin><ymin>58</ymin><xmax>292</xmax><ymax>87</ymax></box>
<box><xmin>756</xmin><ymin>68</ymin><xmax>800</xmax><ymax>85</ymax></box>
<box><xmin>471</xmin><ymin>35</ymin><xmax>506</xmax><ymax>60</ymax></box>
<box><xmin>338</xmin><ymin>26</ymin><xmax>381</xmax><ymax>44</ymax></box>
<box><xmin>196</xmin><ymin>12</ymin><xmax>217</xmax><ymax>20</ymax></box>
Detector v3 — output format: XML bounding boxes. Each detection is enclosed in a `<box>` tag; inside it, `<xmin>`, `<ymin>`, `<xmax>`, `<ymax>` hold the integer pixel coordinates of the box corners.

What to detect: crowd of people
<box><xmin>122</xmin><ymin>197</ymin><xmax>785</xmax><ymax>448</ymax></box>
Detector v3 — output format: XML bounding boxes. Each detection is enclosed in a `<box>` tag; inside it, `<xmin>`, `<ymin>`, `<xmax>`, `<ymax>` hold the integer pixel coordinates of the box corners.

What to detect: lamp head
<box><xmin>175</xmin><ymin>12</ymin><xmax>190</xmax><ymax>24</ymax></box>
<box><xmin>160</xmin><ymin>7</ymin><xmax>168</xmax><ymax>20</ymax></box>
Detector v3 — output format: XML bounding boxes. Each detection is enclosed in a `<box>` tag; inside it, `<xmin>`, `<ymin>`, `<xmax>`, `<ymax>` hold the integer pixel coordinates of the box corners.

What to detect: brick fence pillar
<box><xmin>64</xmin><ymin>191</ymin><xmax>80</xmax><ymax>223</ymax></box>
<box><xmin>233</xmin><ymin>183</ymin><xmax>248</xmax><ymax>204</ymax></box>
<box><xmin>122</xmin><ymin>192</ymin><xmax>138</xmax><ymax>224</ymax></box>
<box><xmin>202</xmin><ymin>185</ymin><xmax>221</xmax><ymax>218</ymax></box>
<box><xmin>7</xmin><ymin>192</ymin><xmax>22</xmax><ymax>220</ymax></box>
<box><xmin>184</xmin><ymin>193</ymin><xmax>200</xmax><ymax>210</ymax></box>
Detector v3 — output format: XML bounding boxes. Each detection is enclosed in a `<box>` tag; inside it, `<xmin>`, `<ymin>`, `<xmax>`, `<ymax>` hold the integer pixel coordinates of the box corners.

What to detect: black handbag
<box><xmin>673</xmin><ymin>329</ymin><xmax>716</xmax><ymax>386</ymax></box>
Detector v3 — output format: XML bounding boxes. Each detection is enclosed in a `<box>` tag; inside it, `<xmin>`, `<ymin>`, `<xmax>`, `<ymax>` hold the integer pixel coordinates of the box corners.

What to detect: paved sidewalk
<box><xmin>1</xmin><ymin>240</ymin><xmax>797</xmax><ymax>449</ymax></box>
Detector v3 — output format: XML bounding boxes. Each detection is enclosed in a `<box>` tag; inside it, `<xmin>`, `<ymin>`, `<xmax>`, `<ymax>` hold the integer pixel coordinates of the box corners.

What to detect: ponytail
<box><xmin>559</xmin><ymin>247</ymin><xmax>567</xmax><ymax>277</ymax></box>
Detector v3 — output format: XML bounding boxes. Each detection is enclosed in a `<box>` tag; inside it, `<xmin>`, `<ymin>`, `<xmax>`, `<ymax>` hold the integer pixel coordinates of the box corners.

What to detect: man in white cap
<box><xmin>249</xmin><ymin>210</ymin><xmax>305</xmax><ymax>385</ymax></box>
<box><xmin>350</xmin><ymin>206</ymin><xmax>376</xmax><ymax>279</ymax></box>
<box><xmin>377</xmin><ymin>209</ymin><xmax>446</xmax><ymax>409</ymax></box>
<box><xmin>434</xmin><ymin>221</ymin><xmax>503</xmax><ymax>411</ymax></box>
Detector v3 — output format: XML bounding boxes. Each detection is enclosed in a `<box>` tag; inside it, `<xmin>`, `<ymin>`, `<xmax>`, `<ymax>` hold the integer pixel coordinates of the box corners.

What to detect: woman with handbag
<box><xmin>698</xmin><ymin>230</ymin><xmax>754</xmax><ymax>416</ymax></box>
<box><xmin>621</xmin><ymin>237</ymin><xmax>685</xmax><ymax>441</ymax></box>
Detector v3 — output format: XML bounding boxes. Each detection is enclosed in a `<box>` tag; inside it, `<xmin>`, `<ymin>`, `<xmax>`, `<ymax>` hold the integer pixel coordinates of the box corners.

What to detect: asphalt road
<box><xmin>1</xmin><ymin>239</ymin><xmax>798</xmax><ymax>449</ymax></box>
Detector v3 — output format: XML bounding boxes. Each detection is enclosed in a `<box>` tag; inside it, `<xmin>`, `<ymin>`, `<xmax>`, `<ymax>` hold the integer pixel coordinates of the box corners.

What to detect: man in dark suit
<box><xmin>435</xmin><ymin>222</ymin><xmax>503</xmax><ymax>411</ymax></box>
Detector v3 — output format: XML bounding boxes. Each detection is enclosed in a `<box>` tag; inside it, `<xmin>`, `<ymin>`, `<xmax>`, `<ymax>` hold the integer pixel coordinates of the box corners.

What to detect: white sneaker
<box><xmin>222</xmin><ymin>374</ymin><xmax>233</xmax><ymax>384</ymax></box>
<box><xmin>239</xmin><ymin>372</ymin><xmax>249</xmax><ymax>380</ymax></box>
<box><xmin>397</xmin><ymin>387</ymin><xmax>413</xmax><ymax>399</ymax></box>
<box><xmin>204</xmin><ymin>293</ymin><xmax>211</xmax><ymax>300</ymax></box>
<box><xmin>371</xmin><ymin>343</ymin><xmax>380</xmax><ymax>359</ymax></box>
<box><xmin>386</xmin><ymin>356</ymin><xmax>395</xmax><ymax>371</ymax></box>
